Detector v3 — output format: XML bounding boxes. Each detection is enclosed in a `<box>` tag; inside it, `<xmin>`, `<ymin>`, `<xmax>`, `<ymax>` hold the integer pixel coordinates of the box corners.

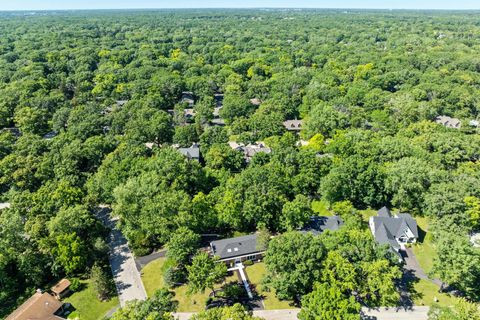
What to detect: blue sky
<box><xmin>1</xmin><ymin>0</ymin><xmax>479</xmax><ymax>10</ymax></box>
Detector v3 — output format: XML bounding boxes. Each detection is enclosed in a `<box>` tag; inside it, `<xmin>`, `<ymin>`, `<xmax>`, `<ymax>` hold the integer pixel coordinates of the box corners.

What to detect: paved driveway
<box><xmin>404</xmin><ymin>248</ymin><xmax>442</xmax><ymax>286</ymax></box>
<box><xmin>98</xmin><ymin>207</ymin><xmax>147</xmax><ymax>307</ymax></box>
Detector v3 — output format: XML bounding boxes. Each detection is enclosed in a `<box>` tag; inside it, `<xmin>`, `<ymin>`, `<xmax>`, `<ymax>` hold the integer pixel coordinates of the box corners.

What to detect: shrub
<box><xmin>243</xmin><ymin>260</ymin><xmax>253</xmax><ymax>266</ymax></box>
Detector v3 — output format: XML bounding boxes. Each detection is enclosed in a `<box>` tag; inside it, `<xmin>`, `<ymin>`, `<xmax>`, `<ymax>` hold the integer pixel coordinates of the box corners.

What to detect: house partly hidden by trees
<box><xmin>369</xmin><ymin>207</ymin><xmax>419</xmax><ymax>260</ymax></box>
<box><xmin>6</xmin><ymin>289</ymin><xmax>66</xmax><ymax>320</ymax></box>
<box><xmin>209</xmin><ymin>234</ymin><xmax>266</xmax><ymax>268</ymax></box>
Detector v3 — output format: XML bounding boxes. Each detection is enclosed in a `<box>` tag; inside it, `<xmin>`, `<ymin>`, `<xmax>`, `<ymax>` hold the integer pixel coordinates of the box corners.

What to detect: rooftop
<box><xmin>210</xmin><ymin>234</ymin><xmax>264</xmax><ymax>260</ymax></box>
<box><xmin>301</xmin><ymin>215</ymin><xmax>343</xmax><ymax>235</ymax></box>
<box><xmin>435</xmin><ymin>115</ymin><xmax>461</xmax><ymax>129</ymax></box>
<box><xmin>51</xmin><ymin>279</ymin><xmax>71</xmax><ymax>295</ymax></box>
<box><xmin>177</xmin><ymin>143</ymin><xmax>200</xmax><ymax>160</ymax></box>
<box><xmin>283</xmin><ymin>119</ymin><xmax>303</xmax><ymax>131</ymax></box>
<box><xmin>6</xmin><ymin>291</ymin><xmax>63</xmax><ymax>320</ymax></box>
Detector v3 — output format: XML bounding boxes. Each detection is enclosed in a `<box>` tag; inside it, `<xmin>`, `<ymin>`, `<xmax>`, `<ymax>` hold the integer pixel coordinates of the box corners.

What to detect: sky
<box><xmin>1</xmin><ymin>0</ymin><xmax>479</xmax><ymax>11</ymax></box>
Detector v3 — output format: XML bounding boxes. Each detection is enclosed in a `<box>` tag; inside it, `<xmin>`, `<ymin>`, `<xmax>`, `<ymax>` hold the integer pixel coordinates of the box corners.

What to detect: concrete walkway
<box><xmin>175</xmin><ymin>307</ymin><xmax>429</xmax><ymax>320</ymax></box>
<box><xmin>228</xmin><ymin>263</ymin><xmax>254</xmax><ymax>299</ymax></box>
<box><xmin>98</xmin><ymin>207</ymin><xmax>147</xmax><ymax>307</ymax></box>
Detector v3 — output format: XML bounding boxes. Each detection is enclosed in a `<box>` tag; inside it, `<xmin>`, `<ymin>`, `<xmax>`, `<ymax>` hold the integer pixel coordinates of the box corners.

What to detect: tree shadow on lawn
<box><xmin>401</xmin><ymin>269</ymin><xmax>423</xmax><ymax>308</ymax></box>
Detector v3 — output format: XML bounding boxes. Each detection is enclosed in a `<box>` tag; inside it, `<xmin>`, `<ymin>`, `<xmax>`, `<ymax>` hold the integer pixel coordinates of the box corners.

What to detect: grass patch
<box><xmin>245</xmin><ymin>263</ymin><xmax>295</xmax><ymax>310</ymax></box>
<box><xmin>311</xmin><ymin>199</ymin><xmax>332</xmax><ymax>216</ymax></box>
<box><xmin>141</xmin><ymin>257</ymin><xmax>238</xmax><ymax>312</ymax></box>
<box><xmin>411</xmin><ymin>216</ymin><xmax>436</xmax><ymax>275</ymax></box>
<box><xmin>412</xmin><ymin>279</ymin><xmax>459</xmax><ymax>307</ymax></box>
<box><xmin>359</xmin><ymin>208</ymin><xmax>378</xmax><ymax>222</ymax></box>
<box><xmin>63</xmin><ymin>280</ymin><xmax>119</xmax><ymax>320</ymax></box>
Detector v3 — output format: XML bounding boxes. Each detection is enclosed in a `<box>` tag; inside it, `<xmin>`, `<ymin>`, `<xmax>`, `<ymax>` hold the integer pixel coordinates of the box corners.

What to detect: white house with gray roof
<box><xmin>210</xmin><ymin>234</ymin><xmax>265</xmax><ymax>267</ymax></box>
<box><xmin>369</xmin><ymin>207</ymin><xmax>418</xmax><ymax>259</ymax></box>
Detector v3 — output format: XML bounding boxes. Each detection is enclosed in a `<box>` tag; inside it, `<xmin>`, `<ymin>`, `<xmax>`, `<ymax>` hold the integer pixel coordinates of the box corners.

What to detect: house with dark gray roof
<box><xmin>301</xmin><ymin>216</ymin><xmax>343</xmax><ymax>235</ymax></box>
<box><xmin>210</xmin><ymin>234</ymin><xmax>265</xmax><ymax>267</ymax></box>
<box><xmin>177</xmin><ymin>143</ymin><xmax>201</xmax><ymax>161</ymax></box>
<box><xmin>369</xmin><ymin>207</ymin><xmax>418</xmax><ymax>260</ymax></box>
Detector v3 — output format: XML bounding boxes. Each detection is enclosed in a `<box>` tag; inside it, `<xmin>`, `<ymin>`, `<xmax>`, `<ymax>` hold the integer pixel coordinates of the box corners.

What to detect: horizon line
<box><xmin>2</xmin><ymin>7</ymin><xmax>480</xmax><ymax>12</ymax></box>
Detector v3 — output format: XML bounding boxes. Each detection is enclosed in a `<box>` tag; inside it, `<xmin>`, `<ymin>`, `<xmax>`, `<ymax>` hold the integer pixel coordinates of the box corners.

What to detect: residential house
<box><xmin>181</xmin><ymin>91</ymin><xmax>195</xmax><ymax>107</ymax></box>
<box><xmin>283</xmin><ymin>119</ymin><xmax>303</xmax><ymax>132</ymax></box>
<box><xmin>176</xmin><ymin>143</ymin><xmax>201</xmax><ymax>161</ymax></box>
<box><xmin>369</xmin><ymin>207</ymin><xmax>419</xmax><ymax>260</ymax></box>
<box><xmin>51</xmin><ymin>279</ymin><xmax>71</xmax><ymax>300</ymax></box>
<box><xmin>435</xmin><ymin>115</ymin><xmax>461</xmax><ymax>129</ymax></box>
<box><xmin>228</xmin><ymin>141</ymin><xmax>271</xmax><ymax>162</ymax></box>
<box><xmin>210</xmin><ymin>234</ymin><xmax>266</xmax><ymax>268</ymax></box>
<box><xmin>6</xmin><ymin>290</ymin><xmax>65</xmax><ymax>320</ymax></box>
<box><xmin>300</xmin><ymin>216</ymin><xmax>344</xmax><ymax>236</ymax></box>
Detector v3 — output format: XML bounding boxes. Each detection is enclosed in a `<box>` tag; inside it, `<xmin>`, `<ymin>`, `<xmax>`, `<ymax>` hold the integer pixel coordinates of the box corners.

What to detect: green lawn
<box><xmin>359</xmin><ymin>208</ymin><xmax>378</xmax><ymax>221</ymax></box>
<box><xmin>412</xmin><ymin>279</ymin><xmax>459</xmax><ymax>307</ymax></box>
<box><xmin>141</xmin><ymin>257</ymin><xmax>237</xmax><ymax>312</ymax></box>
<box><xmin>63</xmin><ymin>280</ymin><xmax>119</xmax><ymax>320</ymax></box>
<box><xmin>411</xmin><ymin>216</ymin><xmax>436</xmax><ymax>275</ymax></box>
<box><xmin>245</xmin><ymin>263</ymin><xmax>295</xmax><ymax>310</ymax></box>
<box><xmin>311</xmin><ymin>200</ymin><xmax>332</xmax><ymax>216</ymax></box>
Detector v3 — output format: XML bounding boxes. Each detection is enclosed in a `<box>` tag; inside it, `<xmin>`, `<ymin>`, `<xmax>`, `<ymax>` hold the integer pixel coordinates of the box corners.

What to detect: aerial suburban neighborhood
<box><xmin>1</xmin><ymin>2</ymin><xmax>480</xmax><ymax>320</ymax></box>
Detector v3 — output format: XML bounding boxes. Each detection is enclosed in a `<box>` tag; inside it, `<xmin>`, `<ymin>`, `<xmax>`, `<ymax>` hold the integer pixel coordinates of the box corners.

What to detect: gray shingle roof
<box><xmin>377</xmin><ymin>206</ymin><xmax>391</xmax><ymax>217</ymax></box>
<box><xmin>301</xmin><ymin>216</ymin><xmax>344</xmax><ymax>235</ymax></box>
<box><xmin>177</xmin><ymin>144</ymin><xmax>200</xmax><ymax>160</ymax></box>
<box><xmin>210</xmin><ymin>234</ymin><xmax>264</xmax><ymax>260</ymax></box>
<box><xmin>371</xmin><ymin>209</ymin><xmax>418</xmax><ymax>248</ymax></box>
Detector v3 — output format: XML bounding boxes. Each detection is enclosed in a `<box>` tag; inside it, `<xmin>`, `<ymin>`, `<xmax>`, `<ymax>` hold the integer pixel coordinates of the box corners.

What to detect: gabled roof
<box><xmin>177</xmin><ymin>144</ymin><xmax>200</xmax><ymax>160</ymax></box>
<box><xmin>377</xmin><ymin>206</ymin><xmax>391</xmax><ymax>217</ymax></box>
<box><xmin>374</xmin><ymin>222</ymin><xmax>401</xmax><ymax>251</ymax></box>
<box><xmin>210</xmin><ymin>234</ymin><xmax>264</xmax><ymax>260</ymax></box>
<box><xmin>6</xmin><ymin>291</ymin><xmax>63</xmax><ymax>320</ymax></box>
<box><xmin>301</xmin><ymin>216</ymin><xmax>344</xmax><ymax>235</ymax></box>
<box><xmin>283</xmin><ymin>120</ymin><xmax>303</xmax><ymax>131</ymax></box>
<box><xmin>371</xmin><ymin>209</ymin><xmax>418</xmax><ymax>246</ymax></box>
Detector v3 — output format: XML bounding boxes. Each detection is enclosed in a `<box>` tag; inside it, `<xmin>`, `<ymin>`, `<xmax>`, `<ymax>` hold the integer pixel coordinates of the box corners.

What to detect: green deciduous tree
<box><xmin>187</xmin><ymin>252</ymin><xmax>227</xmax><ymax>296</ymax></box>
<box><xmin>299</xmin><ymin>283</ymin><xmax>361</xmax><ymax>320</ymax></box>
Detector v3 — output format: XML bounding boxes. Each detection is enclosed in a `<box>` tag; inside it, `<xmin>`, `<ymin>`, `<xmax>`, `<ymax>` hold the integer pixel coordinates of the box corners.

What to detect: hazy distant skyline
<box><xmin>1</xmin><ymin>0</ymin><xmax>480</xmax><ymax>11</ymax></box>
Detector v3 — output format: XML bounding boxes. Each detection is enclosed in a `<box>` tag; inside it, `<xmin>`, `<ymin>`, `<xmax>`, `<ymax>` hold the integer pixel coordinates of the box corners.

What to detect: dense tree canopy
<box><xmin>1</xmin><ymin>8</ymin><xmax>480</xmax><ymax>316</ymax></box>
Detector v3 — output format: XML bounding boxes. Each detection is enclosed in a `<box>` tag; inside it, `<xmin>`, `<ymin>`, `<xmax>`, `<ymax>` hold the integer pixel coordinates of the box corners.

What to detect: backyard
<box><xmin>63</xmin><ymin>280</ymin><xmax>119</xmax><ymax>320</ymax></box>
